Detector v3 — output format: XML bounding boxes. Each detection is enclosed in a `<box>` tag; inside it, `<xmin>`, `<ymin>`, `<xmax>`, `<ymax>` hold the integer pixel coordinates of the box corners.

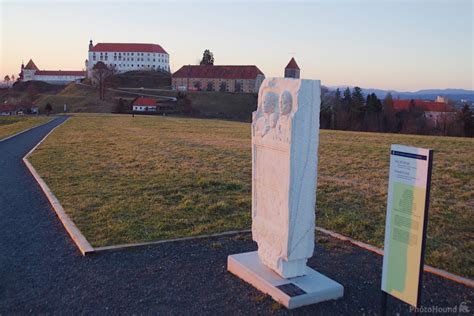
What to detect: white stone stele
<box><xmin>228</xmin><ymin>252</ymin><xmax>344</xmax><ymax>309</ymax></box>
<box><xmin>253</xmin><ymin>78</ymin><xmax>320</xmax><ymax>278</ymax></box>
<box><xmin>227</xmin><ymin>78</ymin><xmax>344</xmax><ymax>309</ymax></box>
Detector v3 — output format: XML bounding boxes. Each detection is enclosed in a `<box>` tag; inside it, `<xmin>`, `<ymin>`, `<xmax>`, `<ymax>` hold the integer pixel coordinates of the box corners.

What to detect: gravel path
<box><xmin>0</xmin><ymin>117</ymin><xmax>472</xmax><ymax>315</ymax></box>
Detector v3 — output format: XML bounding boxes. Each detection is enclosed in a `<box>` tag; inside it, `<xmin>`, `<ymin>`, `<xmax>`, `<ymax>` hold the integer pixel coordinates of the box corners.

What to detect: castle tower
<box><xmin>22</xmin><ymin>59</ymin><xmax>39</xmax><ymax>81</ymax></box>
<box><xmin>284</xmin><ymin>57</ymin><xmax>300</xmax><ymax>79</ymax></box>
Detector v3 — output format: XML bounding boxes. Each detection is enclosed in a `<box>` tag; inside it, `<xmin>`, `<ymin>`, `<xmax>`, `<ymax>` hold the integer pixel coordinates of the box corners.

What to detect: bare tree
<box><xmin>92</xmin><ymin>62</ymin><xmax>115</xmax><ymax>100</ymax></box>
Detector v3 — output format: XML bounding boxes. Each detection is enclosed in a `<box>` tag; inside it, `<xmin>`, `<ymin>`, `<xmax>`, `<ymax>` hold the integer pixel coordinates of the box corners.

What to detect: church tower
<box><xmin>284</xmin><ymin>57</ymin><xmax>300</xmax><ymax>79</ymax></box>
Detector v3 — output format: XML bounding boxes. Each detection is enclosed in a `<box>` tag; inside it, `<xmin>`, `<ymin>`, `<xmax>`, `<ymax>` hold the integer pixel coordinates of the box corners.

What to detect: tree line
<box><xmin>320</xmin><ymin>87</ymin><xmax>473</xmax><ymax>137</ymax></box>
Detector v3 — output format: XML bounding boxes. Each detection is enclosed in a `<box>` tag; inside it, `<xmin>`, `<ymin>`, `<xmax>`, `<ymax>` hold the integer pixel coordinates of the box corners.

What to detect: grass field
<box><xmin>35</xmin><ymin>84</ymin><xmax>116</xmax><ymax>113</ymax></box>
<box><xmin>0</xmin><ymin>116</ymin><xmax>51</xmax><ymax>140</ymax></box>
<box><xmin>29</xmin><ymin>114</ymin><xmax>473</xmax><ymax>278</ymax></box>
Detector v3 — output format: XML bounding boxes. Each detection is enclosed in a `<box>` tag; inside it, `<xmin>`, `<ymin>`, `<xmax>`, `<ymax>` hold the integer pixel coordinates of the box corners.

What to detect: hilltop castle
<box><xmin>85</xmin><ymin>40</ymin><xmax>170</xmax><ymax>78</ymax></box>
<box><xmin>19</xmin><ymin>40</ymin><xmax>170</xmax><ymax>84</ymax></box>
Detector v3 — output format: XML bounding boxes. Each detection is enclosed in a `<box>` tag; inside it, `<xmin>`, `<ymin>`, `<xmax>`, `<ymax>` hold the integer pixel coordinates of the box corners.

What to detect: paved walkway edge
<box><xmin>315</xmin><ymin>227</ymin><xmax>474</xmax><ymax>288</ymax></box>
<box><xmin>0</xmin><ymin>117</ymin><xmax>54</xmax><ymax>143</ymax></box>
<box><xmin>22</xmin><ymin>118</ymin><xmax>95</xmax><ymax>256</ymax></box>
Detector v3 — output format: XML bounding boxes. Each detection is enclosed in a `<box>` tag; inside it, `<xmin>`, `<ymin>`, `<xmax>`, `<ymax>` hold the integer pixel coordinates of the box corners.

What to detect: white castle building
<box><xmin>86</xmin><ymin>41</ymin><xmax>170</xmax><ymax>78</ymax></box>
<box><xmin>19</xmin><ymin>59</ymin><xmax>86</xmax><ymax>84</ymax></box>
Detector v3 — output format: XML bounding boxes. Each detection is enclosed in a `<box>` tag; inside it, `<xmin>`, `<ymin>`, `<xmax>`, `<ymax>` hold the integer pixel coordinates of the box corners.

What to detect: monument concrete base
<box><xmin>228</xmin><ymin>251</ymin><xmax>344</xmax><ymax>309</ymax></box>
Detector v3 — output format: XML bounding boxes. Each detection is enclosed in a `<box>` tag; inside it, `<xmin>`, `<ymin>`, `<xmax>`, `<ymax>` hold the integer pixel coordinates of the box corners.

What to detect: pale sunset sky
<box><xmin>1</xmin><ymin>0</ymin><xmax>473</xmax><ymax>91</ymax></box>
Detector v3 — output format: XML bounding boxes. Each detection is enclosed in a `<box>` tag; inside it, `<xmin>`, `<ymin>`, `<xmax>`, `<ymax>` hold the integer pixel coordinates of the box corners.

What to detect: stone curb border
<box><xmin>94</xmin><ymin>229</ymin><xmax>252</xmax><ymax>253</ymax></box>
<box><xmin>315</xmin><ymin>227</ymin><xmax>474</xmax><ymax>288</ymax></box>
<box><xmin>0</xmin><ymin>117</ymin><xmax>54</xmax><ymax>143</ymax></box>
<box><xmin>22</xmin><ymin>117</ymin><xmax>95</xmax><ymax>256</ymax></box>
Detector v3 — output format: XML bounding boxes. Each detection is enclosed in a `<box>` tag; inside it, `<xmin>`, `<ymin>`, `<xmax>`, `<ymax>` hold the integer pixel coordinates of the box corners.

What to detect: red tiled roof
<box><xmin>35</xmin><ymin>70</ymin><xmax>86</xmax><ymax>77</ymax></box>
<box><xmin>0</xmin><ymin>102</ymin><xmax>37</xmax><ymax>112</ymax></box>
<box><xmin>90</xmin><ymin>43</ymin><xmax>168</xmax><ymax>54</ymax></box>
<box><xmin>393</xmin><ymin>100</ymin><xmax>455</xmax><ymax>112</ymax></box>
<box><xmin>24</xmin><ymin>59</ymin><xmax>39</xmax><ymax>70</ymax></box>
<box><xmin>285</xmin><ymin>58</ymin><xmax>300</xmax><ymax>70</ymax></box>
<box><xmin>133</xmin><ymin>97</ymin><xmax>156</xmax><ymax>106</ymax></box>
<box><xmin>172</xmin><ymin>65</ymin><xmax>264</xmax><ymax>80</ymax></box>
<box><xmin>0</xmin><ymin>104</ymin><xmax>17</xmax><ymax>112</ymax></box>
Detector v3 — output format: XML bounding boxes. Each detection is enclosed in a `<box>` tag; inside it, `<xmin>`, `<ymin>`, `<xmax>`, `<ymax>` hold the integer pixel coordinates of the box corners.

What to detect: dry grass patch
<box><xmin>29</xmin><ymin>114</ymin><xmax>251</xmax><ymax>247</ymax></box>
<box><xmin>29</xmin><ymin>114</ymin><xmax>473</xmax><ymax>278</ymax></box>
<box><xmin>0</xmin><ymin>116</ymin><xmax>51</xmax><ymax>140</ymax></box>
<box><xmin>317</xmin><ymin>130</ymin><xmax>473</xmax><ymax>278</ymax></box>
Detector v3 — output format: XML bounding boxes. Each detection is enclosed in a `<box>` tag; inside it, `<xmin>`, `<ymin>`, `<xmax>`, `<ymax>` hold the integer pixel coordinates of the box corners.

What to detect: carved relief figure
<box><xmin>277</xmin><ymin>90</ymin><xmax>293</xmax><ymax>141</ymax></box>
<box><xmin>255</xmin><ymin>92</ymin><xmax>279</xmax><ymax>137</ymax></box>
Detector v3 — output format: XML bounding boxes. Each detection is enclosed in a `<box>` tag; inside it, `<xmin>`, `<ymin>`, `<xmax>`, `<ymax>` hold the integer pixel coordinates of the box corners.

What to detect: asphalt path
<box><xmin>0</xmin><ymin>117</ymin><xmax>471</xmax><ymax>314</ymax></box>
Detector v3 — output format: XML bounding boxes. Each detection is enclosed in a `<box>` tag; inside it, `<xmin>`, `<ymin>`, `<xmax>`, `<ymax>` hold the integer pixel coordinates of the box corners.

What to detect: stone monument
<box><xmin>228</xmin><ymin>78</ymin><xmax>344</xmax><ymax>309</ymax></box>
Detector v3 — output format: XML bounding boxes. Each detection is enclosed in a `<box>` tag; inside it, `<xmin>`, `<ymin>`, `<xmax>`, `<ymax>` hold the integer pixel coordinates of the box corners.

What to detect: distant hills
<box><xmin>328</xmin><ymin>86</ymin><xmax>474</xmax><ymax>102</ymax></box>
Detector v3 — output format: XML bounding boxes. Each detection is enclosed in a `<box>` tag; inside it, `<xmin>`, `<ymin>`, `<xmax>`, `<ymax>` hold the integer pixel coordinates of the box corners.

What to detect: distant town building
<box><xmin>0</xmin><ymin>104</ymin><xmax>17</xmax><ymax>116</ymax></box>
<box><xmin>284</xmin><ymin>58</ymin><xmax>300</xmax><ymax>79</ymax></box>
<box><xmin>86</xmin><ymin>41</ymin><xmax>170</xmax><ymax>78</ymax></box>
<box><xmin>133</xmin><ymin>97</ymin><xmax>157</xmax><ymax>112</ymax></box>
<box><xmin>172</xmin><ymin>65</ymin><xmax>265</xmax><ymax>93</ymax></box>
<box><xmin>19</xmin><ymin>59</ymin><xmax>85</xmax><ymax>84</ymax></box>
<box><xmin>435</xmin><ymin>95</ymin><xmax>447</xmax><ymax>104</ymax></box>
<box><xmin>0</xmin><ymin>102</ymin><xmax>39</xmax><ymax>116</ymax></box>
<box><xmin>393</xmin><ymin>98</ymin><xmax>456</xmax><ymax>124</ymax></box>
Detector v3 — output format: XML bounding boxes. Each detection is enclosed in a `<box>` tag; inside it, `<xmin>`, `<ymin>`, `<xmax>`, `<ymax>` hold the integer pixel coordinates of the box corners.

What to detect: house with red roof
<box><xmin>0</xmin><ymin>104</ymin><xmax>18</xmax><ymax>116</ymax></box>
<box><xmin>393</xmin><ymin>98</ymin><xmax>457</xmax><ymax>124</ymax></box>
<box><xmin>86</xmin><ymin>40</ymin><xmax>170</xmax><ymax>78</ymax></box>
<box><xmin>132</xmin><ymin>97</ymin><xmax>157</xmax><ymax>112</ymax></box>
<box><xmin>0</xmin><ymin>101</ymin><xmax>39</xmax><ymax>116</ymax></box>
<box><xmin>19</xmin><ymin>59</ymin><xmax>86</xmax><ymax>85</ymax></box>
<box><xmin>172</xmin><ymin>65</ymin><xmax>265</xmax><ymax>93</ymax></box>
